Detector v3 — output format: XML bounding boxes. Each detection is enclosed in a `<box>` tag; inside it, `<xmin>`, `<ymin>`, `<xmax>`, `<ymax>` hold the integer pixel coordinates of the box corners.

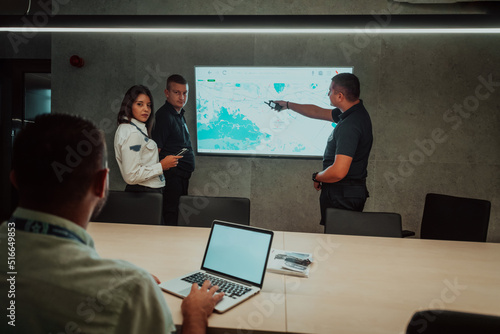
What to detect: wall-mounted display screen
<box><xmin>195</xmin><ymin>66</ymin><xmax>353</xmax><ymax>158</ymax></box>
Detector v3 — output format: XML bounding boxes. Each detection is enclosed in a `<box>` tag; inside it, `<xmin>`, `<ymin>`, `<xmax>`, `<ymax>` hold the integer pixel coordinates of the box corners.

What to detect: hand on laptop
<box><xmin>180</xmin><ymin>280</ymin><xmax>225</xmax><ymax>333</ymax></box>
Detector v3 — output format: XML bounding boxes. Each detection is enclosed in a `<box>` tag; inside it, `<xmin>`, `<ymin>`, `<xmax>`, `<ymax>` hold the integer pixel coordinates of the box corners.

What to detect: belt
<box><xmin>327</xmin><ymin>178</ymin><xmax>366</xmax><ymax>186</ymax></box>
<box><xmin>125</xmin><ymin>184</ymin><xmax>163</xmax><ymax>193</ymax></box>
<box><xmin>164</xmin><ymin>168</ymin><xmax>192</xmax><ymax>179</ymax></box>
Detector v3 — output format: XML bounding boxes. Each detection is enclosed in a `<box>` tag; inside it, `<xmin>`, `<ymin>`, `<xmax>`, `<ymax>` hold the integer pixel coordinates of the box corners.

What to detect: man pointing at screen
<box><xmin>274</xmin><ymin>73</ymin><xmax>373</xmax><ymax>227</ymax></box>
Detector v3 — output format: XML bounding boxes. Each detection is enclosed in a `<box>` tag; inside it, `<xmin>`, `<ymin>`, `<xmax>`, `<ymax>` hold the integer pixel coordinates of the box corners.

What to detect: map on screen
<box><xmin>195</xmin><ymin>66</ymin><xmax>353</xmax><ymax>157</ymax></box>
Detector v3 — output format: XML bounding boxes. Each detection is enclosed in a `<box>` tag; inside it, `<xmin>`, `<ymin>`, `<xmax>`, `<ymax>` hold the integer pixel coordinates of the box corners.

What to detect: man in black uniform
<box><xmin>275</xmin><ymin>73</ymin><xmax>373</xmax><ymax>226</ymax></box>
<box><xmin>153</xmin><ymin>74</ymin><xmax>195</xmax><ymax>225</ymax></box>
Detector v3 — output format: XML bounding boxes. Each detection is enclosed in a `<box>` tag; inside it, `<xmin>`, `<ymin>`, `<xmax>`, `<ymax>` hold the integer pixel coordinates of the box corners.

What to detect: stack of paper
<box><xmin>266</xmin><ymin>248</ymin><xmax>313</xmax><ymax>278</ymax></box>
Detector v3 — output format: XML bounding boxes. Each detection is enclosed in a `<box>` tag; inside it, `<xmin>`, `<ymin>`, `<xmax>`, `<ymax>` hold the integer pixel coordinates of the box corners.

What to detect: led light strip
<box><xmin>2</xmin><ymin>27</ymin><xmax>500</xmax><ymax>34</ymax></box>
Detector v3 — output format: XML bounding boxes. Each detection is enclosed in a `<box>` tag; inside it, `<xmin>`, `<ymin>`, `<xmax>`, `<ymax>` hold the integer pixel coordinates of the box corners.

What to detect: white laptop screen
<box><xmin>201</xmin><ymin>222</ymin><xmax>273</xmax><ymax>286</ymax></box>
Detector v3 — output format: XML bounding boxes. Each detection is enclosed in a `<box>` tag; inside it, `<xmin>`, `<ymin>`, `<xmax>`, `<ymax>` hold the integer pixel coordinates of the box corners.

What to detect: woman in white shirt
<box><xmin>114</xmin><ymin>85</ymin><xmax>180</xmax><ymax>192</ymax></box>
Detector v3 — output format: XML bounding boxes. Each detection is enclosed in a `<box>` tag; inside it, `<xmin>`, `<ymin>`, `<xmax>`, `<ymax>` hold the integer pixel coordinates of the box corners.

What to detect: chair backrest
<box><xmin>325</xmin><ymin>208</ymin><xmax>403</xmax><ymax>238</ymax></box>
<box><xmin>92</xmin><ymin>190</ymin><xmax>162</xmax><ymax>225</ymax></box>
<box><xmin>406</xmin><ymin>310</ymin><xmax>500</xmax><ymax>334</ymax></box>
<box><xmin>420</xmin><ymin>193</ymin><xmax>491</xmax><ymax>242</ymax></box>
<box><xmin>177</xmin><ymin>195</ymin><xmax>250</xmax><ymax>227</ymax></box>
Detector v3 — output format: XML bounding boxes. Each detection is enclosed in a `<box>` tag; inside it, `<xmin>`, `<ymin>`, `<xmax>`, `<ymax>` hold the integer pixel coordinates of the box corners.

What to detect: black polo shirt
<box><xmin>152</xmin><ymin>101</ymin><xmax>195</xmax><ymax>173</ymax></box>
<box><xmin>323</xmin><ymin>100</ymin><xmax>373</xmax><ymax>180</ymax></box>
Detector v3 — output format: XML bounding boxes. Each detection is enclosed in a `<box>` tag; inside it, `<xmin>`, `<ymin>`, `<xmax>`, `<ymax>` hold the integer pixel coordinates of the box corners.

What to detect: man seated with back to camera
<box><xmin>0</xmin><ymin>114</ymin><xmax>223</xmax><ymax>334</ymax></box>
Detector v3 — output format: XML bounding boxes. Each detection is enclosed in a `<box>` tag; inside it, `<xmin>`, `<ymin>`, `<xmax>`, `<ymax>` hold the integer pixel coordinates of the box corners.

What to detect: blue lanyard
<box><xmin>130</xmin><ymin>121</ymin><xmax>150</xmax><ymax>141</ymax></box>
<box><xmin>9</xmin><ymin>217</ymin><xmax>86</xmax><ymax>245</ymax></box>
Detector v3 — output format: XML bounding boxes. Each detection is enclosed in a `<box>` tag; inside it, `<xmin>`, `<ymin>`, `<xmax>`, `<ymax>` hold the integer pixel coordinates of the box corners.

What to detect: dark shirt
<box><xmin>323</xmin><ymin>100</ymin><xmax>373</xmax><ymax>180</ymax></box>
<box><xmin>152</xmin><ymin>101</ymin><xmax>195</xmax><ymax>173</ymax></box>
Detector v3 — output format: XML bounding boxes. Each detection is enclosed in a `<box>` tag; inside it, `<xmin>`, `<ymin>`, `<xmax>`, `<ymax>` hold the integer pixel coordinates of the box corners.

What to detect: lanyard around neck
<box><xmin>130</xmin><ymin>121</ymin><xmax>150</xmax><ymax>140</ymax></box>
<box><xmin>9</xmin><ymin>217</ymin><xmax>86</xmax><ymax>245</ymax></box>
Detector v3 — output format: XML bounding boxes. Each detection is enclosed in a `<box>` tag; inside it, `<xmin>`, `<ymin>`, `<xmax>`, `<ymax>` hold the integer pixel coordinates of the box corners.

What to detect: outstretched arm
<box><xmin>273</xmin><ymin>100</ymin><xmax>333</xmax><ymax>121</ymax></box>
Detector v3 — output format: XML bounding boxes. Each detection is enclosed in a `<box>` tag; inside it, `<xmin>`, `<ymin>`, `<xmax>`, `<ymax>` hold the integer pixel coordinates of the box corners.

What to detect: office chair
<box><xmin>92</xmin><ymin>190</ymin><xmax>163</xmax><ymax>225</ymax></box>
<box><xmin>420</xmin><ymin>193</ymin><xmax>491</xmax><ymax>242</ymax></box>
<box><xmin>177</xmin><ymin>195</ymin><xmax>250</xmax><ymax>227</ymax></box>
<box><xmin>402</xmin><ymin>228</ymin><xmax>416</xmax><ymax>238</ymax></box>
<box><xmin>325</xmin><ymin>208</ymin><xmax>403</xmax><ymax>238</ymax></box>
<box><xmin>406</xmin><ymin>310</ymin><xmax>500</xmax><ymax>334</ymax></box>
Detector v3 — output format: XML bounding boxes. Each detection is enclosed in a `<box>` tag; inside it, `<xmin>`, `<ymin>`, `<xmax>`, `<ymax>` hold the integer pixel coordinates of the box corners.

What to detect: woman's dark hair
<box><xmin>117</xmin><ymin>85</ymin><xmax>155</xmax><ymax>136</ymax></box>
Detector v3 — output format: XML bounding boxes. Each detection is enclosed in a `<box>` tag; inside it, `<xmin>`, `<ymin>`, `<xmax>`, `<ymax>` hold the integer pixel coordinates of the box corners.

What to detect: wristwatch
<box><xmin>312</xmin><ymin>172</ymin><xmax>320</xmax><ymax>183</ymax></box>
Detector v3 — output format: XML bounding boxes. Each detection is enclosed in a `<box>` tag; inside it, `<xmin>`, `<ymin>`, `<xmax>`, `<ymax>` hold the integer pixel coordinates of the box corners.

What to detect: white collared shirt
<box><xmin>114</xmin><ymin>118</ymin><xmax>165</xmax><ymax>188</ymax></box>
<box><xmin>0</xmin><ymin>208</ymin><xmax>175</xmax><ymax>334</ymax></box>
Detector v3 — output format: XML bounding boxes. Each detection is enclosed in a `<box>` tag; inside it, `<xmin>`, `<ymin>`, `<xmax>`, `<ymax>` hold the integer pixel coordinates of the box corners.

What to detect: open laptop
<box><xmin>160</xmin><ymin>220</ymin><xmax>274</xmax><ymax>313</ymax></box>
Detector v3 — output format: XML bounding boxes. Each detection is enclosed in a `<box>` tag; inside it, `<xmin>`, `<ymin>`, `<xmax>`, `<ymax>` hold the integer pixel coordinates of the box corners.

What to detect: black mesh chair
<box><xmin>406</xmin><ymin>310</ymin><xmax>500</xmax><ymax>334</ymax></box>
<box><xmin>325</xmin><ymin>208</ymin><xmax>403</xmax><ymax>238</ymax></box>
<box><xmin>420</xmin><ymin>193</ymin><xmax>491</xmax><ymax>242</ymax></box>
<box><xmin>177</xmin><ymin>195</ymin><xmax>250</xmax><ymax>227</ymax></box>
<box><xmin>92</xmin><ymin>190</ymin><xmax>163</xmax><ymax>225</ymax></box>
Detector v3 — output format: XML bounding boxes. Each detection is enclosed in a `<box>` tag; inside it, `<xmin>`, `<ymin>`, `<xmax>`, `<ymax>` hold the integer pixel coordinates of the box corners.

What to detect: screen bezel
<box><xmin>200</xmin><ymin>220</ymin><xmax>274</xmax><ymax>288</ymax></box>
<box><xmin>194</xmin><ymin>65</ymin><xmax>353</xmax><ymax>159</ymax></box>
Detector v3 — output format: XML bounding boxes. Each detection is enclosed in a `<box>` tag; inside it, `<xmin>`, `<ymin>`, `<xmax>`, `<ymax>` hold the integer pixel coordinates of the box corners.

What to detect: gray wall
<box><xmin>47</xmin><ymin>1</ymin><xmax>500</xmax><ymax>240</ymax></box>
<box><xmin>0</xmin><ymin>32</ymin><xmax>51</xmax><ymax>59</ymax></box>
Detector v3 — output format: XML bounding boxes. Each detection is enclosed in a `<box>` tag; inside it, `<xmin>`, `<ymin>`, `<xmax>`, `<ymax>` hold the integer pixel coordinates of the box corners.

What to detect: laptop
<box><xmin>160</xmin><ymin>220</ymin><xmax>274</xmax><ymax>313</ymax></box>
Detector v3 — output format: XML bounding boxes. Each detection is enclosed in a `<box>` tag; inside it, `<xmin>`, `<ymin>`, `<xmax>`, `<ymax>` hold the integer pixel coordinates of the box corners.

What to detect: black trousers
<box><xmin>162</xmin><ymin>169</ymin><xmax>191</xmax><ymax>226</ymax></box>
<box><xmin>319</xmin><ymin>181</ymin><xmax>369</xmax><ymax>226</ymax></box>
<box><xmin>124</xmin><ymin>184</ymin><xmax>162</xmax><ymax>193</ymax></box>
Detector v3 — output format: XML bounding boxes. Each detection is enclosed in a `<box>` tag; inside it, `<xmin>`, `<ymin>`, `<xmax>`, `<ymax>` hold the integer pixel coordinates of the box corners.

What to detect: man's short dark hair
<box><xmin>12</xmin><ymin>114</ymin><xmax>106</xmax><ymax>204</ymax></box>
<box><xmin>166</xmin><ymin>74</ymin><xmax>187</xmax><ymax>90</ymax></box>
<box><xmin>331</xmin><ymin>73</ymin><xmax>360</xmax><ymax>102</ymax></box>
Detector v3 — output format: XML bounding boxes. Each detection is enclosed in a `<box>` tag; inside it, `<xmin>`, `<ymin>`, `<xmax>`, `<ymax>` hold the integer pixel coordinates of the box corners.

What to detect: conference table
<box><xmin>87</xmin><ymin>223</ymin><xmax>500</xmax><ymax>334</ymax></box>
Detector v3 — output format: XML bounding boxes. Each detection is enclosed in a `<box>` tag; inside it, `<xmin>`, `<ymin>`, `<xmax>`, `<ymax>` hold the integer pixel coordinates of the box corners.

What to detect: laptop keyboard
<box><xmin>182</xmin><ymin>272</ymin><xmax>252</xmax><ymax>299</ymax></box>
